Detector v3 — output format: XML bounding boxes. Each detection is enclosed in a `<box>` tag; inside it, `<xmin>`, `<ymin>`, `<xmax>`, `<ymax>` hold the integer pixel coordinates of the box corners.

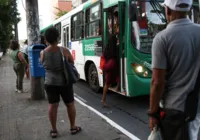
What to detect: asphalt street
<box><xmin>74</xmin><ymin>80</ymin><xmax>200</xmax><ymax>140</ymax></box>
<box><xmin>73</xmin><ymin>80</ymin><xmax>150</xmax><ymax>140</ymax></box>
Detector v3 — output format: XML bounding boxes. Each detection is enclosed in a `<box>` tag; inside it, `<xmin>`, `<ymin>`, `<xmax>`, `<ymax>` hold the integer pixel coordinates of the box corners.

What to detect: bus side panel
<box><xmin>127</xmin><ymin>74</ymin><xmax>151</xmax><ymax>97</ymax></box>
<box><xmin>84</xmin><ymin>56</ymin><xmax>104</xmax><ymax>87</ymax></box>
<box><xmin>71</xmin><ymin>41</ymin><xmax>86</xmax><ymax>80</ymax></box>
<box><xmin>82</xmin><ymin>37</ymin><xmax>103</xmax><ymax>87</ymax></box>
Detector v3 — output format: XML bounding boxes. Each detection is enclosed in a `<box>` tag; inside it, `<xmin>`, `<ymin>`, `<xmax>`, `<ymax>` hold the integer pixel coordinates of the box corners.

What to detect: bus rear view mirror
<box><xmin>129</xmin><ymin>2</ymin><xmax>137</xmax><ymax>21</ymax></box>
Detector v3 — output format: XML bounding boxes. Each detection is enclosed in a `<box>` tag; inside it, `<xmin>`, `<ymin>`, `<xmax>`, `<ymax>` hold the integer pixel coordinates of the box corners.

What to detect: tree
<box><xmin>54</xmin><ymin>7</ymin><xmax>68</xmax><ymax>19</ymax></box>
<box><xmin>0</xmin><ymin>0</ymin><xmax>20</xmax><ymax>54</ymax></box>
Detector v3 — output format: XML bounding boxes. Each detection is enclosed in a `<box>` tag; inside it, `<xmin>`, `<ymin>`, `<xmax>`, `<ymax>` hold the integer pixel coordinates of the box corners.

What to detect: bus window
<box><xmin>131</xmin><ymin>1</ymin><xmax>167</xmax><ymax>53</ymax></box>
<box><xmin>66</xmin><ymin>26</ymin><xmax>70</xmax><ymax>48</ymax></box>
<box><xmin>63</xmin><ymin>28</ymin><xmax>66</xmax><ymax>47</ymax></box>
<box><xmin>71</xmin><ymin>12</ymin><xmax>84</xmax><ymax>41</ymax></box>
<box><xmin>86</xmin><ymin>3</ymin><xmax>101</xmax><ymax>38</ymax></box>
<box><xmin>54</xmin><ymin>23</ymin><xmax>61</xmax><ymax>43</ymax></box>
<box><xmin>63</xmin><ymin>26</ymin><xmax>70</xmax><ymax>48</ymax></box>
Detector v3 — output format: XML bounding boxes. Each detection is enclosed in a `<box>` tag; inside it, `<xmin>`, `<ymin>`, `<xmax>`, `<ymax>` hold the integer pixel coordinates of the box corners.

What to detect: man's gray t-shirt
<box><xmin>152</xmin><ymin>19</ymin><xmax>200</xmax><ymax>112</ymax></box>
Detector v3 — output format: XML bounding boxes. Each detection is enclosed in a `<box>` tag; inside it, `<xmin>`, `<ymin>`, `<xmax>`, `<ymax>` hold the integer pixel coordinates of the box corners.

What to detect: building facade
<box><xmin>72</xmin><ymin>0</ymin><xmax>87</xmax><ymax>8</ymax></box>
<box><xmin>51</xmin><ymin>0</ymin><xmax>72</xmax><ymax>19</ymax></box>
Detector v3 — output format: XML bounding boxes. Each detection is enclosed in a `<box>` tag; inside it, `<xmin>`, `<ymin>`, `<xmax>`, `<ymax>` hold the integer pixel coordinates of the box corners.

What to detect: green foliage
<box><xmin>0</xmin><ymin>0</ymin><xmax>10</xmax><ymax>5</ymax></box>
<box><xmin>54</xmin><ymin>7</ymin><xmax>68</xmax><ymax>19</ymax></box>
<box><xmin>0</xmin><ymin>0</ymin><xmax>20</xmax><ymax>54</ymax></box>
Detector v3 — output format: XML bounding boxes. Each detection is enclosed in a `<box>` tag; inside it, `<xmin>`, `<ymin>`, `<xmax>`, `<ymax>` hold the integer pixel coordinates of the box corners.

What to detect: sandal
<box><xmin>70</xmin><ymin>126</ymin><xmax>82</xmax><ymax>135</ymax></box>
<box><xmin>50</xmin><ymin>130</ymin><xmax>58</xmax><ymax>138</ymax></box>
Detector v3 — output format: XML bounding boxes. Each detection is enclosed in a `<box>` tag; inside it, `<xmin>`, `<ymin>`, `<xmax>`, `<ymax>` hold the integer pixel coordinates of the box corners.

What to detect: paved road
<box><xmin>74</xmin><ymin>80</ymin><xmax>200</xmax><ymax>140</ymax></box>
<box><xmin>74</xmin><ymin>81</ymin><xmax>150</xmax><ymax>140</ymax></box>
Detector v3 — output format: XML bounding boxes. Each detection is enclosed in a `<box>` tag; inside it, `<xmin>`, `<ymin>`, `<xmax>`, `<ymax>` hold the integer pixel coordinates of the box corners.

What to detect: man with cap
<box><xmin>148</xmin><ymin>0</ymin><xmax>200</xmax><ymax>139</ymax></box>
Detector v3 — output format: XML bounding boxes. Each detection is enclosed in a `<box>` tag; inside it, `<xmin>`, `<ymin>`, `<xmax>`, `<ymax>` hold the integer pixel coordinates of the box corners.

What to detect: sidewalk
<box><xmin>0</xmin><ymin>55</ymin><xmax>130</xmax><ymax>140</ymax></box>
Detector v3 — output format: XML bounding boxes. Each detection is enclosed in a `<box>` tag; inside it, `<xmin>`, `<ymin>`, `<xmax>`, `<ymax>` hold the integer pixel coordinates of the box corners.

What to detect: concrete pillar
<box><xmin>25</xmin><ymin>0</ymin><xmax>45</xmax><ymax>100</ymax></box>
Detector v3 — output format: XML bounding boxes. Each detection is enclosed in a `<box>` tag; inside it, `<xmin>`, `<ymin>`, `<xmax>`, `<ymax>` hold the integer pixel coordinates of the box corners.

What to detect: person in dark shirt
<box><xmin>40</xmin><ymin>35</ymin><xmax>47</xmax><ymax>47</ymax></box>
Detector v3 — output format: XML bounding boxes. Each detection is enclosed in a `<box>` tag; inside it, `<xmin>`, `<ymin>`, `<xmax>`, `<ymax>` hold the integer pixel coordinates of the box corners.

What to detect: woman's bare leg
<box><xmin>48</xmin><ymin>103</ymin><xmax>59</xmax><ymax>131</ymax></box>
<box><xmin>66</xmin><ymin>102</ymin><xmax>76</xmax><ymax>129</ymax></box>
<box><xmin>101</xmin><ymin>84</ymin><xmax>109</xmax><ymax>106</ymax></box>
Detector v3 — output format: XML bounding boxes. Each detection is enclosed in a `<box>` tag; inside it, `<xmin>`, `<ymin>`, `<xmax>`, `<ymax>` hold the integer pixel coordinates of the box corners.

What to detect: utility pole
<box><xmin>25</xmin><ymin>0</ymin><xmax>45</xmax><ymax>100</ymax></box>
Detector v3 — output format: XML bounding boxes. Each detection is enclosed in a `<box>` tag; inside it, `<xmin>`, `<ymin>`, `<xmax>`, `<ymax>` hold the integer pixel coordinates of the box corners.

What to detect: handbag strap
<box><xmin>59</xmin><ymin>47</ymin><xmax>68</xmax><ymax>61</ymax></box>
<box><xmin>59</xmin><ymin>47</ymin><xmax>65</xmax><ymax>61</ymax></box>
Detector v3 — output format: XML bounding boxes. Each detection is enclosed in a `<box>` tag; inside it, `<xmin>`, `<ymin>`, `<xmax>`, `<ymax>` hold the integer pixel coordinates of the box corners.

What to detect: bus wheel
<box><xmin>88</xmin><ymin>63</ymin><xmax>100</xmax><ymax>92</ymax></box>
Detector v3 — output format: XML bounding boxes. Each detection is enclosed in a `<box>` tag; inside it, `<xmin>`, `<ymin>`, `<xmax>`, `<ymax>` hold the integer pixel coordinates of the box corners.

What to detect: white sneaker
<box><xmin>15</xmin><ymin>89</ymin><xmax>18</xmax><ymax>92</ymax></box>
<box><xmin>17</xmin><ymin>89</ymin><xmax>28</xmax><ymax>93</ymax></box>
<box><xmin>17</xmin><ymin>90</ymin><xmax>22</xmax><ymax>93</ymax></box>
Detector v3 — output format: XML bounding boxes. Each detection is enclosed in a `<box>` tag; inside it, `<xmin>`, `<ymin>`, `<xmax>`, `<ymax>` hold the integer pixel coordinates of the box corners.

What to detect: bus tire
<box><xmin>88</xmin><ymin>63</ymin><xmax>100</xmax><ymax>92</ymax></box>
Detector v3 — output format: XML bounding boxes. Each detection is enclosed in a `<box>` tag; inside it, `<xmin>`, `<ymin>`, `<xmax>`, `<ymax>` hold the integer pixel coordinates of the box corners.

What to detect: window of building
<box><xmin>71</xmin><ymin>12</ymin><xmax>84</xmax><ymax>41</ymax></box>
<box><xmin>86</xmin><ymin>4</ymin><xmax>101</xmax><ymax>38</ymax></box>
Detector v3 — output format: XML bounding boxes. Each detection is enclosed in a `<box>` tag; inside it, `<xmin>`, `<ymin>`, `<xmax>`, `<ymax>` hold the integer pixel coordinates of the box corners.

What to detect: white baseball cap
<box><xmin>162</xmin><ymin>0</ymin><xmax>192</xmax><ymax>12</ymax></box>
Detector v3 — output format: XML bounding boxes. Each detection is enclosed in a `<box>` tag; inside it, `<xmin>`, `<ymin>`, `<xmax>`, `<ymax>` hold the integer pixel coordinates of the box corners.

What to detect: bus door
<box><xmin>104</xmin><ymin>2</ymin><xmax>126</xmax><ymax>93</ymax></box>
<box><xmin>118</xmin><ymin>1</ymin><xmax>126</xmax><ymax>93</ymax></box>
<box><xmin>63</xmin><ymin>25</ymin><xmax>70</xmax><ymax>49</ymax></box>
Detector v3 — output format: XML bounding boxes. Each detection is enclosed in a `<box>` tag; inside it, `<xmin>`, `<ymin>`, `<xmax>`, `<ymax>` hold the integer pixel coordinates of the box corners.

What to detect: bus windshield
<box><xmin>131</xmin><ymin>0</ymin><xmax>167</xmax><ymax>54</ymax></box>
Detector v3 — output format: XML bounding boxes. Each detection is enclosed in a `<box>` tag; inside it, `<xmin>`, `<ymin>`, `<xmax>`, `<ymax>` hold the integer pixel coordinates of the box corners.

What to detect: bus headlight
<box><xmin>132</xmin><ymin>63</ymin><xmax>151</xmax><ymax>78</ymax></box>
<box><xmin>135</xmin><ymin>66</ymin><xmax>144</xmax><ymax>73</ymax></box>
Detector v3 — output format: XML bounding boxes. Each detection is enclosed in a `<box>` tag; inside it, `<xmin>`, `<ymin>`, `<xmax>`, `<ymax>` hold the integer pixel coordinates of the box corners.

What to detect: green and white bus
<box><xmin>190</xmin><ymin>1</ymin><xmax>200</xmax><ymax>23</ymax></box>
<box><xmin>41</xmin><ymin>0</ymin><xmax>166</xmax><ymax>97</ymax></box>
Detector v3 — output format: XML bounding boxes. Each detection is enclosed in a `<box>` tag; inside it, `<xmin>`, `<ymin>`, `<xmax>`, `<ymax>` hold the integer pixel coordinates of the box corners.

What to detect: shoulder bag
<box><xmin>60</xmin><ymin>47</ymin><xmax>80</xmax><ymax>84</ymax></box>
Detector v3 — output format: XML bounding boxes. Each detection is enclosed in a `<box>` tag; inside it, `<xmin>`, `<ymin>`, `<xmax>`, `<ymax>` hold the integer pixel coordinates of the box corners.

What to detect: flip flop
<box><xmin>50</xmin><ymin>130</ymin><xmax>58</xmax><ymax>138</ymax></box>
<box><xmin>70</xmin><ymin>126</ymin><xmax>82</xmax><ymax>135</ymax></box>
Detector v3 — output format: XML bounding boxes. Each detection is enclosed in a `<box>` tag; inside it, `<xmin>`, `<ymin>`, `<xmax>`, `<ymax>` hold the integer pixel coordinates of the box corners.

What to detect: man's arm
<box><xmin>150</xmin><ymin>68</ymin><xmax>166</xmax><ymax>113</ymax></box>
<box><xmin>149</xmin><ymin>33</ymin><xmax>167</xmax><ymax>130</ymax></box>
<box><xmin>149</xmin><ymin>68</ymin><xmax>166</xmax><ymax>130</ymax></box>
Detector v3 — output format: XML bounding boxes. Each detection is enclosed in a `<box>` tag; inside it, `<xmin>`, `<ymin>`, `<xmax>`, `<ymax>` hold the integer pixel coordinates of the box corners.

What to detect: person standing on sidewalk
<box><xmin>9</xmin><ymin>40</ymin><xmax>29</xmax><ymax>93</ymax></box>
<box><xmin>40</xmin><ymin>27</ymin><xmax>81</xmax><ymax>138</ymax></box>
<box><xmin>148</xmin><ymin>0</ymin><xmax>200</xmax><ymax>139</ymax></box>
<box><xmin>21</xmin><ymin>39</ymin><xmax>29</xmax><ymax>79</ymax></box>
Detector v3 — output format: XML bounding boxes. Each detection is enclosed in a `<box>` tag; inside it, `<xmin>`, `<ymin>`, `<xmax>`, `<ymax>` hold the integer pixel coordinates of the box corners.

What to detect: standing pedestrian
<box><xmin>148</xmin><ymin>0</ymin><xmax>200</xmax><ymax>140</ymax></box>
<box><xmin>21</xmin><ymin>39</ymin><xmax>29</xmax><ymax>79</ymax></box>
<box><xmin>9</xmin><ymin>40</ymin><xmax>28</xmax><ymax>93</ymax></box>
<box><xmin>40</xmin><ymin>27</ymin><xmax>81</xmax><ymax>138</ymax></box>
<box><xmin>40</xmin><ymin>35</ymin><xmax>47</xmax><ymax>47</ymax></box>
